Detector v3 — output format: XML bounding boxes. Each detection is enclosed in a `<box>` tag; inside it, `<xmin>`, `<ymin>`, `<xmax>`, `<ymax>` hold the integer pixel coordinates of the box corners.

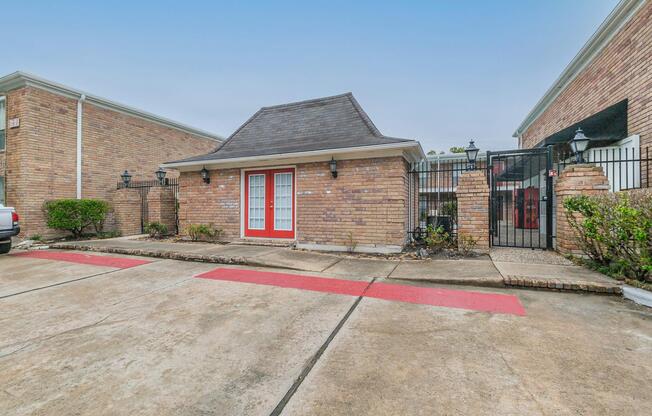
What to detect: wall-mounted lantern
<box><xmin>569</xmin><ymin>128</ymin><xmax>590</xmax><ymax>163</ymax></box>
<box><xmin>200</xmin><ymin>167</ymin><xmax>211</xmax><ymax>184</ymax></box>
<box><xmin>120</xmin><ymin>170</ymin><xmax>132</xmax><ymax>187</ymax></box>
<box><xmin>155</xmin><ymin>167</ymin><xmax>166</xmax><ymax>185</ymax></box>
<box><xmin>329</xmin><ymin>157</ymin><xmax>338</xmax><ymax>178</ymax></box>
<box><xmin>464</xmin><ymin>140</ymin><xmax>479</xmax><ymax>170</ymax></box>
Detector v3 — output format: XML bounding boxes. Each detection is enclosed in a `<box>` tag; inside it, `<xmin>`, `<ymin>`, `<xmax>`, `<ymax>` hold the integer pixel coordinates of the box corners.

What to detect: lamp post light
<box><xmin>569</xmin><ymin>128</ymin><xmax>590</xmax><ymax>163</ymax></box>
<box><xmin>120</xmin><ymin>170</ymin><xmax>132</xmax><ymax>187</ymax></box>
<box><xmin>200</xmin><ymin>167</ymin><xmax>211</xmax><ymax>184</ymax></box>
<box><xmin>155</xmin><ymin>167</ymin><xmax>166</xmax><ymax>185</ymax></box>
<box><xmin>464</xmin><ymin>140</ymin><xmax>479</xmax><ymax>170</ymax></box>
<box><xmin>329</xmin><ymin>157</ymin><xmax>338</xmax><ymax>178</ymax></box>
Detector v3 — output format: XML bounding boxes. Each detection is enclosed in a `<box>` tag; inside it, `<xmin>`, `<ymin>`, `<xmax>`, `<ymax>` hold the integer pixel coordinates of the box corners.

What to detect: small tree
<box><xmin>44</xmin><ymin>199</ymin><xmax>110</xmax><ymax>238</ymax></box>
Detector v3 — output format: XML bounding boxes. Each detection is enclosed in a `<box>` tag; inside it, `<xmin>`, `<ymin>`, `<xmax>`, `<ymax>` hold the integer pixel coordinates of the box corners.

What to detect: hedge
<box><xmin>43</xmin><ymin>199</ymin><xmax>110</xmax><ymax>238</ymax></box>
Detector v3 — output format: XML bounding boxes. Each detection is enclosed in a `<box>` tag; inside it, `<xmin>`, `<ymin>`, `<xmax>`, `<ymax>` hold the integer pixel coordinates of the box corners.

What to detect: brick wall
<box><xmin>555</xmin><ymin>165</ymin><xmax>610</xmax><ymax>255</ymax></box>
<box><xmin>456</xmin><ymin>170</ymin><xmax>490</xmax><ymax>251</ymax></box>
<box><xmin>296</xmin><ymin>157</ymin><xmax>409</xmax><ymax>248</ymax></box>
<box><xmin>520</xmin><ymin>1</ymin><xmax>652</xmax><ymax>149</ymax></box>
<box><xmin>147</xmin><ymin>187</ymin><xmax>176</xmax><ymax>233</ymax></box>
<box><xmin>178</xmin><ymin>169</ymin><xmax>241</xmax><ymax>239</ymax></box>
<box><xmin>113</xmin><ymin>188</ymin><xmax>141</xmax><ymax>236</ymax></box>
<box><xmin>177</xmin><ymin>156</ymin><xmax>411</xmax><ymax>249</ymax></box>
<box><xmin>2</xmin><ymin>86</ymin><xmax>218</xmax><ymax>237</ymax></box>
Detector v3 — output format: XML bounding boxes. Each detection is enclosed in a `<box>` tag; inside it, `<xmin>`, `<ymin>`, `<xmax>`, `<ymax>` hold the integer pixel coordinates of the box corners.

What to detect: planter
<box><xmin>622</xmin><ymin>285</ymin><xmax>652</xmax><ymax>308</ymax></box>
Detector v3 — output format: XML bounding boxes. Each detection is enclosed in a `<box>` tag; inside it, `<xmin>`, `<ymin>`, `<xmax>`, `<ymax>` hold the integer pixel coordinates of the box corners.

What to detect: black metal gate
<box><xmin>117</xmin><ymin>178</ymin><xmax>180</xmax><ymax>233</ymax></box>
<box><xmin>487</xmin><ymin>147</ymin><xmax>553</xmax><ymax>249</ymax></box>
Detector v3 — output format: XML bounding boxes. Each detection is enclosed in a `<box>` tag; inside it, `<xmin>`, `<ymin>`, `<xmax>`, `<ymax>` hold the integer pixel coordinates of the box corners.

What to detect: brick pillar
<box><xmin>113</xmin><ymin>188</ymin><xmax>141</xmax><ymax>236</ymax></box>
<box><xmin>456</xmin><ymin>170</ymin><xmax>490</xmax><ymax>252</ymax></box>
<box><xmin>147</xmin><ymin>186</ymin><xmax>176</xmax><ymax>234</ymax></box>
<box><xmin>555</xmin><ymin>164</ymin><xmax>610</xmax><ymax>255</ymax></box>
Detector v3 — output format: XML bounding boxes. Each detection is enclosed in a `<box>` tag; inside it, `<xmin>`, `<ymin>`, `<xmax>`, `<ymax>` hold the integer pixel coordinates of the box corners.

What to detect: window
<box><xmin>0</xmin><ymin>97</ymin><xmax>5</xmax><ymax>150</ymax></box>
<box><xmin>0</xmin><ymin>176</ymin><xmax>4</xmax><ymax>206</ymax></box>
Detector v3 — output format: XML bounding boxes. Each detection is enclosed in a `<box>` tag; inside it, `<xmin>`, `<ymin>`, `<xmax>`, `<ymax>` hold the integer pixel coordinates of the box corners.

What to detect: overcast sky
<box><xmin>1</xmin><ymin>0</ymin><xmax>619</xmax><ymax>153</ymax></box>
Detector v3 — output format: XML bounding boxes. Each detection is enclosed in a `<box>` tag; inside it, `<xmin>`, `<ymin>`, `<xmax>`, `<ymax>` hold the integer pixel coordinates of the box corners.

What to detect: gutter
<box><xmin>512</xmin><ymin>0</ymin><xmax>646</xmax><ymax>138</ymax></box>
<box><xmin>76</xmin><ymin>94</ymin><xmax>86</xmax><ymax>199</ymax></box>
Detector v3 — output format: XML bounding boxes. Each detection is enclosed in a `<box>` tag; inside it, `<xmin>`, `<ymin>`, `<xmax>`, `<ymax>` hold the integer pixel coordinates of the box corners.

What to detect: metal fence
<box><xmin>408</xmin><ymin>157</ymin><xmax>486</xmax><ymax>242</ymax></box>
<box><xmin>554</xmin><ymin>146</ymin><xmax>651</xmax><ymax>192</ymax></box>
<box><xmin>116</xmin><ymin>178</ymin><xmax>180</xmax><ymax>233</ymax></box>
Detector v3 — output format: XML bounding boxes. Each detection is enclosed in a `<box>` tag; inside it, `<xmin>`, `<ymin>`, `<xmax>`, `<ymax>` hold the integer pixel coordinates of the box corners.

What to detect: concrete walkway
<box><xmin>49</xmin><ymin>236</ymin><xmax>622</xmax><ymax>294</ymax></box>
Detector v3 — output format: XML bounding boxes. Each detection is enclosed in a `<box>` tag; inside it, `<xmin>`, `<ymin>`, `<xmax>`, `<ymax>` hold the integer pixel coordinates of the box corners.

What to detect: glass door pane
<box><xmin>274</xmin><ymin>172</ymin><xmax>292</xmax><ymax>231</ymax></box>
<box><xmin>248</xmin><ymin>174</ymin><xmax>265</xmax><ymax>229</ymax></box>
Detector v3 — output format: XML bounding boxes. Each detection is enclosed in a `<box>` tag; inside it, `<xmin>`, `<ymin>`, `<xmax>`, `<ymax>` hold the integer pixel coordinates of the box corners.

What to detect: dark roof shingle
<box><xmin>168</xmin><ymin>93</ymin><xmax>414</xmax><ymax>164</ymax></box>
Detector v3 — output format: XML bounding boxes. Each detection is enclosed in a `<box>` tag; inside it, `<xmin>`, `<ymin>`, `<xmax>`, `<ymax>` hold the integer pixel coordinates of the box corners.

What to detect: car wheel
<box><xmin>0</xmin><ymin>241</ymin><xmax>11</xmax><ymax>254</ymax></box>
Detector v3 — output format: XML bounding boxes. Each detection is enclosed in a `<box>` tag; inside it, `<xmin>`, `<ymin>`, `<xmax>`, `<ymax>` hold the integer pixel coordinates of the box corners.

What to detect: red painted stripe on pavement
<box><xmin>196</xmin><ymin>268</ymin><xmax>369</xmax><ymax>296</ymax></box>
<box><xmin>365</xmin><ymin>282</ymin><xmax>526</xmax><ymax>316</ymax></box>
<box><xmin>12</xmin><ymin>250</ymin><xmax>151</xmax><ymax>269</ymax></box>
<box><xmin>195</xmin><ymin>268</ymin><xmax>525</xmax><ymax>316</ymax></box>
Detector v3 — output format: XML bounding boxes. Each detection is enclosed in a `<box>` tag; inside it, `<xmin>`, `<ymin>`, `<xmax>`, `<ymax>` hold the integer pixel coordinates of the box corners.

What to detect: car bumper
<box><xmin>0</xmin><ymin>227</ymin><xmax>20</xmax><ymax>241</ymax></box>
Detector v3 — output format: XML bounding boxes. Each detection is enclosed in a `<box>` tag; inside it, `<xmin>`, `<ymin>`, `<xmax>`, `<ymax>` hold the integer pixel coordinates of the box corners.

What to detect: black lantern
<box><xmin>120</xmin><ymin>170</ymin><xmax>132</xmax><ymax>187</ymax></box>
<box><xmin>329</xmin><ymin>157</ymin><xmax>338</xmax><ymax>178</ymax></box>
<box><xmin>464</xmin><ymin>140</ymin><xmax>479</xmax><ymax>170</ymax></box>
<box><xmin>155</xmin><ymin>167</ymin><xmax>166</xmax><ymax>185</ymax></box>
<box><xmin>200</xmin><ymin>167</ymin><xmax>211</xmax><ymax>184</ymax></box>
<box><xmin>569</xmin><ymin>128</ymin><xmax>590</xmax><ymax>163</ymax></box>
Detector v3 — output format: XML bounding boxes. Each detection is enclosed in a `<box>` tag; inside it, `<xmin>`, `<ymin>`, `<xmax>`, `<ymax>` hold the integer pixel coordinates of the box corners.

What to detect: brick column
<box><xmin>113</xmin><ymin>188</ymin><xmax>141</xmax><ymax>236</ymax></box>
<box><xmin>555</xmin><ymin>164</ymin><xmax>610</xmax><ymax>255</ymax></box>
<box><xmin>147</xmin><ymin>186</ymin><xmax>176</xmax><ymax>234</ymax></box>
<box><xmin>456</xmin><ymin>170</ymin><xmax>490</xmax><ymax>252</ymax></box>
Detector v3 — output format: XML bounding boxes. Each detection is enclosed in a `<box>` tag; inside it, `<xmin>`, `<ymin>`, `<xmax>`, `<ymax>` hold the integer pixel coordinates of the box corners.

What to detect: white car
<box><xmin>0</xmin><ymin>204</ymin><xmax>20</xmax><ymax>254</ymax></box>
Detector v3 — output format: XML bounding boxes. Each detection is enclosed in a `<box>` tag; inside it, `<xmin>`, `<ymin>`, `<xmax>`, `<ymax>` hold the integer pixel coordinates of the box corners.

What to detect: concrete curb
<box><xmin>51</xmin><ymin>243</ymin><xmax>623</xmax><ymax>295</ymax></box>
<box><xmin>503</xmin><ymin>275</ymin><xmax>622</xmax><ymax>295</ymax></box>
<box><xmin>50</xmin><ymin>243</ymin><xmax>304</xmax><ymax>271</ymax></box>
<box><xmin>389</xmin><ymin>277</ymin><xmax>505</xmax><ymax>289</ymax></box>
<box><xmin>622</xmin><ymin>285</ymin><xmax>652</xmax><ymax>307</ymax></box>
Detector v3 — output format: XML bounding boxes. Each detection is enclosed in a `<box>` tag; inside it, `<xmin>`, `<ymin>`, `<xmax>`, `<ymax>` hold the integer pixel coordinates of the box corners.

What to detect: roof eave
<box><xmin>161</xmin><ymin>141</ymin><xmax>425</xmax><ymax>169</ymax></box>
<box><xmin>0</xmin><ymin>71</ymin><xmax>225</xmax><ymax>141</ymax></box>
<box><xmin>512</xmin><ymin>0</ymin><xmax>646</xmax><ymax>138</ymax></box>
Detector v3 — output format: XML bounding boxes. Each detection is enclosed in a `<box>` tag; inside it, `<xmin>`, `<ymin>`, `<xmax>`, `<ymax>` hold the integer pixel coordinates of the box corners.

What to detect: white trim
<box><xmin>295</xmin><ymin>242</ymin><xmax>403</xmax><ymax>254</ymax></box>
<box><xmin>246</xmin><ymin>173</ymin><xmax>266</xmax><ymax>230</ymax></box>
<box><xmin>0</xmin><ymin>71</ymin><xmax>224</xmax><ymax>141</ymax></box>
<box><xmin>163</xmin><ymin>141</ymin><xmax>425</xmax><ymax>170</ymax></box>
<box><xmin>512</xmin><ymin>0</ymin><xmax>646</xmax><ymax>138</ymax></box>
<box><xmin>273</xmin><ymin>172</ymin><xmax>293</xmax><ymax>231</ymax></box>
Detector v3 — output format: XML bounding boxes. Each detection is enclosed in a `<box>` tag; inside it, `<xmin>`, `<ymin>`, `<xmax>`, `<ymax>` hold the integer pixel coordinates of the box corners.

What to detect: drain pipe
<box><xmin>76</xmin><ymin>94</ymin><xmax>86</xmax><ymax>199</ymax></box>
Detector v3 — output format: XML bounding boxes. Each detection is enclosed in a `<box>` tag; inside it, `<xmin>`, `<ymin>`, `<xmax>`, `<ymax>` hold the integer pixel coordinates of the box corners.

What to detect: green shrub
<box><xmin>186</xmin><ymin>223</ymin><xmax>223</xmax><ymax>241</ymax></box>
<box><xmin>441</xmin><ymin>201</ymin><xmax>458</xmax><ymax>225</ymax></box>
<box><xmin>43</xmin><ymin>199</ymin><xmax>110</xmax><ymax>238</ymax></box>
<box><xmin>145</xmin><ymin>222</ymin><xmax>168</xmax><ymax>239</ymax></box>
<box><xmin>424</xmin><ymin>225</ymin><xmax>453</xmax><ymax>253</ymax></box>
<box><xmin>564</xmin><ymin>191</ymin><xmax>652</xmax><ymax>281</ymax></box>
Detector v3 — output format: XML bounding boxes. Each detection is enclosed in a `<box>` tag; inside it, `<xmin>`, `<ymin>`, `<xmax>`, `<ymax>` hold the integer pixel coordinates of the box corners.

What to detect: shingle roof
<box><xmin>168</xmin><ymin>93</ymin><xmax>415</xmax><ymax>164</ymax></box>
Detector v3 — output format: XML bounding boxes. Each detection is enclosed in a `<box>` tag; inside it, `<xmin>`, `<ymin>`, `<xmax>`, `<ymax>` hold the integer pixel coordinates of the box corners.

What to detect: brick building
<box><xmin>162</xmin><ymin>93</ymin><xmax>424</xmax><ymax>253</ymax></box>
<box><xmin>0</xmin><ymin>72</ymin><xmax>222</xmax><ymax>237</ymax></box>
<box><xmin>513</xmin><ymin>0</ymin><xmax>650</xmax><ymax>153</ymax></box>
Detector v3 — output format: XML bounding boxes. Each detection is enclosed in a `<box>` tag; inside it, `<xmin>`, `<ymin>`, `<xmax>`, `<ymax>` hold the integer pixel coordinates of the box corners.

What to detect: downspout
<box><xmin>76</xmin><ymin>94</ymin><xmax>86</xmax><ymax>199</ymax></box>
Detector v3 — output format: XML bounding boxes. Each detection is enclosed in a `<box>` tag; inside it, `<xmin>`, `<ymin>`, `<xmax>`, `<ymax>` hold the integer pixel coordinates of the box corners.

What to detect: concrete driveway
<box><xmin>1</xmin><ymin>250</ymin><xmax>651</xmax><ymax>415</ymax></box>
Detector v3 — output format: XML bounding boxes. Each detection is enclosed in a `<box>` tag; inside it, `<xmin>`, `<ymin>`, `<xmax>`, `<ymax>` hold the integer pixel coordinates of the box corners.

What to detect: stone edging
<box><xmin>503</xmin><ymin>275</ymin><xmax>622</xmax><ymax>294</ymax></box>
<box><xmin>50</xmin><ymin>243</ymin><xmax>299</xmax><ymax>271</ymax></box>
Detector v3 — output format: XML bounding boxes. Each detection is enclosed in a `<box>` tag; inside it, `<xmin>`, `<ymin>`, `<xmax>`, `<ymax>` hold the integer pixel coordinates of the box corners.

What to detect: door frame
<box><xmin>240</xmin><ymin>165</ymin><xmax>297</xmax><ymax>240</ymax></box>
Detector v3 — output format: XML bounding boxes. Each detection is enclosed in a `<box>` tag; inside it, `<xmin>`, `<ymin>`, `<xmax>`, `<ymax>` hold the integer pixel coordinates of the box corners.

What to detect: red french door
<box><xmin>244</xmin><ymin>168</ymin><xmax>295</xmax><ymax>239</ymax></box>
